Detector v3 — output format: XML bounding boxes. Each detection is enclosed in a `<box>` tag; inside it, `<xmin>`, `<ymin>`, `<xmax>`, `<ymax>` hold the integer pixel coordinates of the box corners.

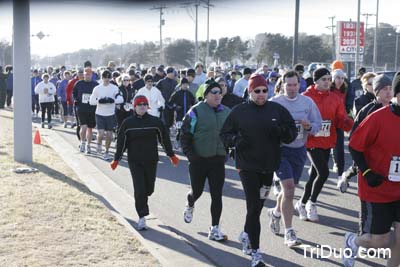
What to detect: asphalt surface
<box><xmin>37</xmin><ymin>117</ymin><xmax>386</xmax><ymax>267</ymax></box>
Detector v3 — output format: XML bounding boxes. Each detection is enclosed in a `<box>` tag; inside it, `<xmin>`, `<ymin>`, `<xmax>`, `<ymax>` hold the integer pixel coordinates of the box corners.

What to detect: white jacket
<box><xmin>136</xmin><ymin>86</ymin><xmax>165</xmax><ymax>117</ymax></box>
<box><xmin>34</xmin><ymin>81</ymin><xmax>56</xmax><ymax>103</ymax></box>
<box><xmin>89</xmin><ymin>83</ymin><xmax>124</xmax><ymax>116</ymax></box>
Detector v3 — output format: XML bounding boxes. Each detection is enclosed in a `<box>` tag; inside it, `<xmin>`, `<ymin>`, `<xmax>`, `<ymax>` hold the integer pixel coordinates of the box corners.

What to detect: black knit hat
<box><xmin>393</xmin><ymin>72</ymin><xmax>400</xmax><ymax>97</ymax></box>
<box><xmin>101</xmin><ymin>69</ymin><xmax>112</xmax><ymax>79</ymax></box>
<box><xmin>203</xmin><ymin>78</ymin><xmax>222</xmax><ymax>97</ymax></box>
<box><xmin>313</xmin><ymin>67</ymin><xmax>330</xmax><ymax>82</ymax></box>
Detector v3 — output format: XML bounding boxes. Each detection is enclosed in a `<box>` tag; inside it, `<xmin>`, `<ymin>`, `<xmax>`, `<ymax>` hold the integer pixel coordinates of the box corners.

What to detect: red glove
<box><xmin>170</xmin><ymin>155</ymin><xmax>179</xmax><ymax>167</ymax></box>
<box><xmin>110</xmin><ymin>160</ymin><xmax>119</xmax><ymax>170</ymax></box>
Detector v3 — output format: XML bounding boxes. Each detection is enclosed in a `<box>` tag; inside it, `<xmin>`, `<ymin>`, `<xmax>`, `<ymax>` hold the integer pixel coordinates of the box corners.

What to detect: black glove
<box><xmin>270</xmin><ymin>121</ymin><xmax>282</xmax><ymax>138</ymax></box>
<box><xmin>364</xmin><ymin>171</ymin><xmax>385</xmax><ymax>187</ymax></box>
<box><xmin>105</xmin><ymin>97</ymin><xmax>115</xmax><ymax>103</ymax></box>
<box><xmin>187</xmin><ymin>153</ymin><xmax>200</xmax><ymax>162</ymax></box>
<box><xmin>98</xmin><ymin>98</ymin><xmax>108</xmax><ymax>104</ymax></box>
<box><xmin>158</xmin><ymin>106</ymin><xmax>164</xmax><ymax>112</ymax></box>
<box><xmin>74</xmin><ymin>100</ymin><xmax>79</xmax><ymax>106</ymax></box>
<box><xmin>234</xmin><ymin>133</ymin><xmax>250</xmax><ymax>151</ymax></box>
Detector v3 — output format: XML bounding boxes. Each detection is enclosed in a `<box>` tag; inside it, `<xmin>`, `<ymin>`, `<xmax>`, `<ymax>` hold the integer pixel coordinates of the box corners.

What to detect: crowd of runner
<box><xmin>1</xmin><ymin>59</ymin><xmax>399</xmax><ymax>267</ymax></box>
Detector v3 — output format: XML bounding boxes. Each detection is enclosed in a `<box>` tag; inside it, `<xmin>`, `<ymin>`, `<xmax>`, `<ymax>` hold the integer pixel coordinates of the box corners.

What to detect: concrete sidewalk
<box><xmin>40</xmin><ymin>123</ymin><xmax>214</xmax><ymax>267</ymax></box>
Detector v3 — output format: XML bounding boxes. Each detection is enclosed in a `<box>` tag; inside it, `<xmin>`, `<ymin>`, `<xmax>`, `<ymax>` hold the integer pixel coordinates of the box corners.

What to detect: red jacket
<box><xmin>303</xmin><ymin>85</ymin><xmax>353</xmax><ymax>149</ymax></box>
<box><xmin>66</xmin><ymin>77</ymin><xmax>79</xmax><ymax>105</ymax></box>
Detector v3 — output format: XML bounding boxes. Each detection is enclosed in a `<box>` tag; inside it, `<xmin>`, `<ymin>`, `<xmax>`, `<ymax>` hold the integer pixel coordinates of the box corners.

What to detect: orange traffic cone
<box><xmin>34</xmin><ymin>129</ymin><xmax>41</xmax><ymax>145</ymax></box>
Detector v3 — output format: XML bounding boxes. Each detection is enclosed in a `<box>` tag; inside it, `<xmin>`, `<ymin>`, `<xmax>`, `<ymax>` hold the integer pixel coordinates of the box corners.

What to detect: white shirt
<box><xmin>136</xmin><ymin>86</ymin><xmax>165</xmax><ymax>117</ymax></box>
<box><xmin>233</xmin><ymin>77</ymin><xmax>249</xmax><ymax>97</ymax></box>
<box><xmin>193</xmin><ymin>72</ymin><xmax>207</xmax><ymax>85</ymax></box>
<box><xmin>34</xmin><ymin>81</ymin><xmax>56</xmax><ymax>103</ymax></box>
<box><xmin>89</xmin><ymin>83</ymin><xmax>123</xmax><ymax>116</ymax></box>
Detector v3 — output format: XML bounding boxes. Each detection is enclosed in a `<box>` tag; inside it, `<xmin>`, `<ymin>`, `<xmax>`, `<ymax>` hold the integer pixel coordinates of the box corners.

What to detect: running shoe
<box><xmin>137</xmin><ymin>217</ymin><xmax>147</xmax><ymax>231</ymax></box>
<box><xmin>251</xmin><ymin>249</ymin><xmax>266</xmax><ymax>267</ymax></box>
<box><xmin>284</xmin><ymin>229</ymin><xmax>302</xmax><ymax>247</ymax></box>
<box><xmin>306</xmin><ymin>201</ymin><xmax>319</xmax><ymax>222</ymax></box>
<box><xmin>208</xmin><ymin>225</ymin><xmax>226</xmax><ymax>241</ymax></box>
<box><xmin>343</xmin><ymin>232</ymin><xmax>359</xmax><ymax>267</ymax></box>
<box><xmin>294</xmin><ymin>201</ymin><xmax>307</xmax><ymax>221</ymax></box>
<box><xmin>183</xmin><ymin>205</ymin><xmax>194</xmax><ymax>223</ymax></box>
<box><xmin>267</xmin><ymin>208</ymin><xmax>281</xmax><ymax>235</ymax></box>
<box><xmin>238</xmin><ymin>231</ymin><xmax>252</xmax><ymax>255</ymax></box>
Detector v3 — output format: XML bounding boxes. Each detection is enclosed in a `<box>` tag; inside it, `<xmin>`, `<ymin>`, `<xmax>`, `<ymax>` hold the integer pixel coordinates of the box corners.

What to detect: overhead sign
<box><xmin>337</xmin><ymin>21</ymin><xmax>364</xmax><ymax>54</ymax></box>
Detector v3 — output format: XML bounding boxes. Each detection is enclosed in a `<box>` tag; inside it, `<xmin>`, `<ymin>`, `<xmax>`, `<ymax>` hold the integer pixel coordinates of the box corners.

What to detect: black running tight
<box><xmin>301</xmin><ymin>148</ymin><xmax>331</xmax><ymax>204</ymax></box>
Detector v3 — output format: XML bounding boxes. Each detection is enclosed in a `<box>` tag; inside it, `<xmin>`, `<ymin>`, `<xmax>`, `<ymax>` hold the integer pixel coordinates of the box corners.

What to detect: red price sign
<box><xmin>338</xmin><ymin>21</ymin><xmax>365</xmax><ymax>54</ymax></box>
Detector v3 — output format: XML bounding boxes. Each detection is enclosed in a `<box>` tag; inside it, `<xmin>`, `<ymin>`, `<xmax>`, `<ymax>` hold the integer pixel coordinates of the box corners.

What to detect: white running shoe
<box><xmin>332</xmin><ymin>163</ymin><xmax>338</xmax><ymax>173</ymax></box>
<box><xmin>85</xmin><ymin>145</ymin><xmax>91</xmax><ymax>154</ymax></box>
<box><xmin>284</xmin><ymin>229</ymin><xmax>302</xmax><ymax>248</ymax></box>
<box><xmin>208</xmin><ymin>225</ymin><xmax>226</xmax><ymax>241</ymax></box>
<box><xmin>294</xmin><ymin>201</ymin><xmax>307</xmax><ymax>221</ymax></box>
<box><xmin>267</xmin><ymin>208</ymin><xmax>281</xmax><ymax>235</ymax></box>
<box><xmin>183</xmin><ymin>205</ymin><xmax>194</xmax><ymax>223</ymax></box>
<box><xmin>103</xmin><ymin>153</ymin><xmax>112</xmax><ymax>161</ymax></box>
<box><xmin>305</xmin><ymin>201</ymin><xmax>319</xmax><ymax>222</ymax></box>
<box><xmin>238</xmin><ymin>231</ymin><xmax>252</xmax><ymax>255</ymax></box>
<box><xmin>337</xmin><ymin>174</ymin><xmax>349</xmax><ymax>193</ymax></box>
<box><xmin>343</xmin><ymin>232</ymin><xmax>359</xmax><ymax>267</ymax></box>
<box><xmin>79</xmin><ymin>143</ymin><xmax>86</xmax><ymax>153</ymax></box>
<box><xmin>137</xmin><ymin>217</ymin><xmax>147</xmax><ymax>231</ymax></box>
<box><xmin>272</xmin><ymin>177</ymin><xmax>281</xmax><ymax>197</ymax></box>
<box><xmin>251</xmin><ymin>249</ymin><xmax>266</xmax><ymax>267</ymax></box>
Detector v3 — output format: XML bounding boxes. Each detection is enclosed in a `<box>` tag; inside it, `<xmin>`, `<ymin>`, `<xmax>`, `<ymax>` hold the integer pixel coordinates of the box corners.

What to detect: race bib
<box><xmin>295</xmin><ymin>122</ymin><xmax>304</xmax><ymax>140</ymax></box>
<box><xmin>124</xmin><ymin>103</ymin><xmax>132</xmax><ymax>111</ymax></box>
<box><xmin>388</xmin><ymin>156</ymin><xmax>400</xmax><ymax>182</ymax></box>
<box><xmin>315</xmin><ymin>120</ymin><xmax>331</xmax><ymax>137</ymax></box>
<box><xmin>82</xmin><ymin>93</ymin><xmax>91</xmax><ymax>104</ymax></box>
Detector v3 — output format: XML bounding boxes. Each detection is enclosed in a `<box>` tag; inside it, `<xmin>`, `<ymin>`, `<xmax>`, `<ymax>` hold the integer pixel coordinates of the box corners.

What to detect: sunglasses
<box><xmin>136</xmin><ymin>103</ymin><xmax>148</xmax><ymax>107</ymax></box>
<box><xmin>319</xmin><ymin>77</ymin><xmax>331</xmax><ymax>82</ymax></box>
<box><xmin>210</xmin><ymin>89</ymin><xmax>222</xmax><ymax>95</ymax></box>
<box><xmin>253</xmin><ymin>89</ymin><xmax>268</xmax><ymax>94</ymax></box>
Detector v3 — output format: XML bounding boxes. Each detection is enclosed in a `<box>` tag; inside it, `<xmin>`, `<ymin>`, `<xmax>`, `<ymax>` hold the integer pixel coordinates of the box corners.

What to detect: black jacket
<box><xmin>114</xmin><ymin>112</ymin><xmax>174</xmax><ymax>162</ymax></box>
<box><xmin>354</xmin><ymin>91</ymin><xmax>375</xmax><ymax>116</ymax></box>
<box><xmin>220</xmin><ymin>100</ymin><xmax>297</xmax><ymax>173</ymax></box>
<box><xmin>156</xmin><ymin>77</ymin><xmax>178</xmax><ymax>105</ymax></box>
<box><xmin>350</xmin><ymin>100</ymin><xmax>383</xmax><ymax>137</ymax></box>
<box><xmin>222</xmin><ymin>93</ymin><xmax>243</xmax><ymax>109</ymax></box>
<box><xmin>169</xmin><ymin>89</ymin><xmax>196</xmax><ymax>122</ymax></box>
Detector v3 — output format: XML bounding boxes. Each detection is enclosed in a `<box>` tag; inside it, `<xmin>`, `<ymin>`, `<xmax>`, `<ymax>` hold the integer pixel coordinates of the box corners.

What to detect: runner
<box><xmin>89</xmin><ymin>69</ymin><xmax>123</xmax><ymax>160</ymax></box>
<box><xmin>136</xmin><ymin>74</ymin><xmax>165</xmax><ymax>118</ymax></box>
<box><xmin>34</xmin><ymin>73</ymin><xmax>56</xmax><ymax>129</ymax></box>
<box><xmin>180</xmin><ymin>79</ymin><xmax>231</xmax><ymax>242</ymax></box>
<box><xmin>295</xmin><ymin>67</ymin><xmax>353</xmax><ymax>222</ymax></box>
<box><xmin>268</xmin><ymin>70</ymin><xmax>322</xmax><ymax>247</ymax></box>
<box><xmin>343</xmin><ymin>72</ymin><xmax>400</xmax><ymax>267</ymax></box>
<box><xmin>110</xmin><ymin>95</ymin><xmax>179</xmax><ymax>230</ymax></box>
<box><xmin>220</xmin><ymin>73</ymin><xmax>297</xmax><ymax>267</ymax></box>
<box><xmin>73</xmin><ymin>67</ymin><xmax>98</xmax><ymax>153</ymax></box>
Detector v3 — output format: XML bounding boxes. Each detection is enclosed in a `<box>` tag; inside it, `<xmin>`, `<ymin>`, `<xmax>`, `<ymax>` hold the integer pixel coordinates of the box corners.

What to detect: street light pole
<box><xmin>292</xmin><ymin>0</ymin><xmax>300</xmax><ymax>66</ymax></box>
<box><xmin>355</xmin><ymin>0</ymin><xmax>361</xmax><ymax>73</ymax></box>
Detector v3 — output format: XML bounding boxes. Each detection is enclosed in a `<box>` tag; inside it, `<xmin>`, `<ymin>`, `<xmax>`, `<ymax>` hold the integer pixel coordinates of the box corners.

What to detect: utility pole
<box><xmin>205</xmin><ymin>0</ymin><xmax>210</xmax><ymax>65</ymax></box>
<box><xmin>362</xmin><ymin>13</ymin><xmax>375</xmax><ymax>66</ymax></box>
<box><xmin>355</xmin><ymin>0</ymin><xmax>361</xmax><ymax>74</ymax></box>
<box><xmin>372</xmin><ymin>0</ymin><xmax>379</xmax><ymax>71</ymax></box>
<box><xmin>182</xmin><ymin>0</ymin><xmax>203</xmax><ymax>64</ymax></box>
<box><xmin>292</xmin><ymin>0</ymin><xmax>300</xmax><ymax>66</ymax></box>
<box><xmin>151</xmin><ymin>5</ymin><xmax>166</xmax><ymax>63</ymax></box>
<box><xmin>326</xmin><ymin>16</ymin><xmax>336</xmax><ymax>61</ymax></box>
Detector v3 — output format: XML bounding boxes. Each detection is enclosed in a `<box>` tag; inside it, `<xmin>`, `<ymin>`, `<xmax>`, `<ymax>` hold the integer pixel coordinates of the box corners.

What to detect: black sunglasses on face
<box><xmin>253</xmin><ymin>89</ymin><xmax>268</xmax><ymax>94</ymax></box>
<box><xmin>210</xmin><ymin>89</ymin><xmax>222</xmax><ymax>95</ymax></box>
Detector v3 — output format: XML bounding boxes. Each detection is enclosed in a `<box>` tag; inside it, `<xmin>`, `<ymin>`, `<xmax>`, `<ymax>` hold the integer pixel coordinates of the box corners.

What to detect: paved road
<box><xmin>38</xmin><ymin>118</ymin><xmax>386</xmax><ymax>267</ymax></box>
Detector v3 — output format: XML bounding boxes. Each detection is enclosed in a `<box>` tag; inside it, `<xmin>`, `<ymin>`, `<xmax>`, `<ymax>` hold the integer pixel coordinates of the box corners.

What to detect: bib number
<box><xmin>295</xmin><ymin>122</ymin><xmax>304</xmax><ymax>140</ymax></box>
<box><xmin>82</xmin><ymin>93</ymin><xmax>91</xmax><ymax>104</ymax></box>
<box><xmin>124</xmin><ymin>103</ymin><xmax>132</xmax><ymax>111</ymax></box>
<box><xmin>315</xmin><ymin>120</ymin><xmax>331</xmax><ymax>137</ymax></box>
<box><xmin>388</xmin><ymin>156</ymin><xmax>400</xmax><ymax>182</ymax></box>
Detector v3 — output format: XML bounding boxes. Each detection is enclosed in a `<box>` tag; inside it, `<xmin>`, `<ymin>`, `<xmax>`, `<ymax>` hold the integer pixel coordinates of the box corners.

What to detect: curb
<box><xmin>41</xmin><ymin>127</ymin><xmax>214</xmax><ymax>267</ymax></box>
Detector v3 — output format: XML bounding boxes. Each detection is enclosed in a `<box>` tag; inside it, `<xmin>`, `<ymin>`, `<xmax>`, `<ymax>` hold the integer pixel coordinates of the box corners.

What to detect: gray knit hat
<box><xmin>373</xmin><ymin>74</ymin><xmax>392</xmax><ymax>95</ymax></box>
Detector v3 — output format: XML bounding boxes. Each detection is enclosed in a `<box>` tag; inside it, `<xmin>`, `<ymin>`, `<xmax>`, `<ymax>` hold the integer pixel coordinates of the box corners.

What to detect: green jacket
<box><xmin>181</xmin><ymin>101</ymin><xmax>231</xmax><ymax>159</ymax></box>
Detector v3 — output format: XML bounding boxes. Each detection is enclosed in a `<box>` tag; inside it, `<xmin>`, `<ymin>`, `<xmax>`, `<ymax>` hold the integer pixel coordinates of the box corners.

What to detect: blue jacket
<box><xmin>6</xmin><ymin>72</ymin><xmax>13</xmax><ymax>91</ymax></box>
<box><xmin>31</xmin><ymin>76</ymin><xmax>42</xmax><ymax>95</ymax></box>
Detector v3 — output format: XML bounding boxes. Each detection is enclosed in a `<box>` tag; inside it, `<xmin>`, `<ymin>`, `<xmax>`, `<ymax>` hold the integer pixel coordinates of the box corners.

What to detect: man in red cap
<box><xmin>220</xmin><ymin>73</ymin><xmax>297</xmax><ymax>267</ymax></box>
<box><xmin>110</xmin><ymin>95</ymin><xmax>179</xmax><ymax>231</ymax></box>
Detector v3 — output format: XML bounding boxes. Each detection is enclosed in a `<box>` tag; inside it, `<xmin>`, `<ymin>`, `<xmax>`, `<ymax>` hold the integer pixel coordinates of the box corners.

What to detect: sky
<box><xmin>0</xmin><ymin>0</ymin><xmax>398</xmax><ymax>57</ymax></box>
